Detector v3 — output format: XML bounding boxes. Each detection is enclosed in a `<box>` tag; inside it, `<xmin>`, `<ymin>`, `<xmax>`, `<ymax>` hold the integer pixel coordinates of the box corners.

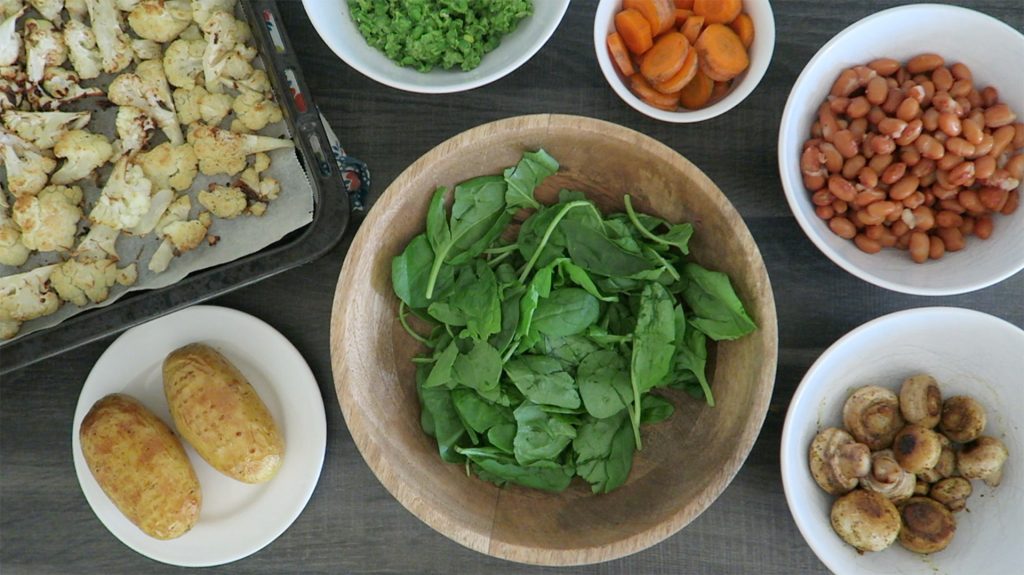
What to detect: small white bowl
<box><xmin>593</xmin><ymin>0</ymin><xmax>775</xmax><ymax>122</ymax></box>
<box><xmin>780</xmin><ymin>307</ymin><xmax>1024</xmax><ymax>575</ymax></box>
<box><xmin>302</xmin><ymin>0</ymin><xmax>570</xmax><ymax>94</ymax></box>
<box><xmin>778</xmin><ymin>4</ymin><xmax>1024</xmax><ymax>295</ymax></box>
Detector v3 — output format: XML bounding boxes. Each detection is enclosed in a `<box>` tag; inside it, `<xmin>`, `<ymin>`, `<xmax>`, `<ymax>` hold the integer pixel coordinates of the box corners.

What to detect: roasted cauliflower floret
<box><xmin>137</xmin><ymin>142</ymin><xmax>197</xmax><ymax>191</ymax></box>
<box><xmin>191</xmin><ymin>0</ymin><xmax>233</xmax><ymax>27</ymax></box>
<box><xmin>232</xmin><ymin>90</ymin><xmax>282</xmax><ymax>131</ymax></box>
<box><xmin>163</xmin><ymin>37</ymin><xmax>204</xmax><ymax>89</ymax></box>
<box><xmin>236</xmin><ymin>151</ymin><xmax>278</xmax><ymax>214</ymax></box>
<box><xmin>0</xmin><ymin>129</ymin><xmax>57</xmax><ymax>197</ymax></box>
<box><xmin>12</xmin><ymin>184</ymin><xmax>83</xmax><ymax>252</ymax></box>
<box><xmin>131</xmin><ymin>38</ymin><xmax>161</xmax><ymax>62</ymax></box>
<box><xmin>85</xmin><ymin>0</ymin><xmax>133</xmax><ymax>73</ymax></box>
<box><xmin>149</xmin><ymin>205</ymin><xmax>211</xmax><ymax>273</ymax></box>
<box><xmin>198</xmin><ymin>184</ymin><xmax>245</xmax><ymax>218</ymax></box>
<box><xmin>201</xmin><ymin>10</ymin><xmax>255</xmax><ymax>93</ymax></box>
<box><xmin>73</xmin><ymin>222</ymin><xmax>119</xmax><ymax>260</ymax></box>
<box><xmin>0</xmin><ymin>264</ymin><xmax>60</xmax><ymax>339</ymax></box>
<box><xmin>88</xmin><ymin>156</ymin><xmax>154</xmax><ymax>231</ymax></box>
<box><xmin>50</xmin><ymin>257</ymin><xmax>118</xmax><ymax>306</ymax></box>
<box><xmin>0</xmin><ymin>186</ymin><xmax>29</xmax><ymax>266</ymax></box>
<box><xmin>175</xmin><ymin>85</ymin><xmax>233</xmax><ymax>126</ymax></box>
<box><xmin>51</xmin><ymin>129</ymin><xmax>114</xmax><ymax>184</ymax></box>
<box><xmin>114</xmin><ymin>105</ymin><xmax>155</xmax><ymax>158</ymax></box>
<box><xmin>108</xmin><ymin>59</ymin><xmax>182</xmax><ymax>144</ymax></box>
<box><xmin>28</xmin><ymin>0</ymin><xmax>63</xmax><ymax>21</ymax></box>
<box><xmin>24</xmin><ymin>19</ymin><xmax>67</xmax><ymax>83</ymax></box>
<box><xmin>64</xmin><ymin>0</ymin><xmax>87</xmax><ymax>19</ymax></box>
<box><xmin>187</xmin><ymin>123</ymin><xmax>292</xmax><ymax>176</ymax></box>
<box><xmin>226</xmin><ymin>68</ymin><xmax>271</xmax><ymax>95</ymax></box>
<box><xmin>33</xmin><ymin>67</ymin><xmax>104</xmax><ymax>109</ymax></box>
<box><xmin>126</xmin><ymin>186</ymin><xmax>172</xmax><ymax>235</ymax></box>
<box><xmin>116</xmin><ymin>262</ymin><xmax>137</xmax><ymax>286</ymax></box>
<box><xmin>63</xmin><ymin>19</ymin><xmax>102</xmax><ymax>80</ymax></box>
<box><xmin>128</xmin><ymin>0</ymin><xmax>191</xmax><ymax>42</ymax></box>
<box><xmin>0</xmin><ymin>8</ymin><xmax>22</xmax><ymax>67</ymax></box>
<box><xmin>2</xmin><ymin>111</ymin><xmax>90</xmax><ymax>149</ymax></box>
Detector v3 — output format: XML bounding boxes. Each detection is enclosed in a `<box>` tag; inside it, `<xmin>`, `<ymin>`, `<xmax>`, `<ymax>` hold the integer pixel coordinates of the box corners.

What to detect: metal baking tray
<box><xmin>0</xmin><ymin>0</ymin><xmax>368</xmax><ymax>374</ymax></box>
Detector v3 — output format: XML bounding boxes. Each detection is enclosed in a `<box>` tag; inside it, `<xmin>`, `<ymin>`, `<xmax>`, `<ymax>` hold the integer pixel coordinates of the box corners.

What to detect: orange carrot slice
<box><xmin>640</xmin><ymin>32</ymin><xmax>689</xmax><ymax>83</ymax></box>
<box><xmin>693</xmin><ymin>0</ymin><xmax>742</xmax><ymax>25</ymax></box>
<box><xmin>730</xmin><ymin>13</ymin><xmax>755</xmax><ymax>48</ymax></box>
<box><xmin>653</xmin><ymin>44</ymin><xmax>698</xmax><ymax>94</ymax></box>
<box><xmin>624</xmin><ymin>0</ymin><xmax>676</xmax><ymax>36</ymax></box>
<box><xmin>615</xmin><ymin>9</ymin><xmax>654</xmax><ymax>55</ymax></box>
<box><xmin>695</xmin><ymin>23</ymin><xmax>749</xmax><ymax>82</ymax></box>
<box><xmin>709</xmin><ymin>80</ymin><xmax>732</xmax><ymax>104</ymax></box>
<box><xmin>631</xmin><ymin>75</ymin><xmax>680</xmax><ymax>110</ymax></box>
<box><xmin>679</xmin><ymin>69</ymin><xmax>713</xmax><ymax>109</ymax></box>
<box><xmin>607</xmin><ymin>32</ymin><xmax>637</xmax><ymax>76</ymax></box>
<box><xmin>681</xmin><ymin>15</ymin><xmax>704</xmax><ymax>44</ymax></box>
<box><xmin>674</xmin><ymin>8</ymin><xmax>693</xmax><ymax>27</ymax></box>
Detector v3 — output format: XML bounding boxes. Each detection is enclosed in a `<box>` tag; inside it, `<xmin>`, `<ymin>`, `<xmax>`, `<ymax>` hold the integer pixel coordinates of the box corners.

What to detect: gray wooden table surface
<box><xmin>2</xmin><ymin>1</ymin><xmax>1022</xmax><ymax>573</ymax></box>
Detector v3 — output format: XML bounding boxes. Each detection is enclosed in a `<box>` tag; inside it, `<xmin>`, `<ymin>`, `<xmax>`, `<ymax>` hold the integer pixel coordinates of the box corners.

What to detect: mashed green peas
<box><xmin>348</xmin><ymin>0</ymin><xmax>533</xmax><ymax>72</ymax></box>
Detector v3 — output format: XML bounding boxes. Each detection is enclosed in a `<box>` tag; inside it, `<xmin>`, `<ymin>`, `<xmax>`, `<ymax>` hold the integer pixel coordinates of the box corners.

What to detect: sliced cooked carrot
<box><xmin>678</xmin><ymin>69</ymin><xmax>713</xmax><ymax>109</ymax></box>
<box><xmin>606</xmin><ymin>32</ymin><xmax>637</xmax><ymax>76</ymax></box>
<box><xmin>615</xmin><ymin>9</ymin><xmax>654</xmax><ymax>55</ymax></box>
<box><xmin>674</xmin><ymin>8</ymin><xmax>693</xmax><ymax>27</ymax></box>
<box><xmin>681</xmin><ymin>15</ymin><xmax>704</xmax><ymax>44</ymax></box>
<box><xmin>730</xmin><ymin>13</ymin><xmax>755</xmax><ymax>48</ymax></box>
<box><xmin>693</xmin><ymin>0</ymin><xmax>742</xmax><ymax>24</ymax></box>
<box><xmin>631</xmin><ymin>74</ymin><xmax>680</xmax><ymax>110</ymax></box>
<box><xmin>673</xmin><ymin>0</ymin><xmax>695</xmax><ymax>8</ymax></box>
<box><xmin>653</xmin><ymin>45</ymin><xmax>698</xmax><ymax>94</ymax></box>
<box><xmin>695</xmin><ymin>23</ymin><xmax>749</xmax><ymax>82</ymax></box>
<box><xmin>624</xmin><ymin>0</ymin><xmax>676</xmax><ymax>35</ymax></box>
<box><xmin>640</xmin><ymin>32</ymin><xmax>689</xmax><ymax>83</ymax></box>
<box><xmin>709</xmin><ymin>80</ymin><xmax>732</xmax><ymax>104</ymax></box>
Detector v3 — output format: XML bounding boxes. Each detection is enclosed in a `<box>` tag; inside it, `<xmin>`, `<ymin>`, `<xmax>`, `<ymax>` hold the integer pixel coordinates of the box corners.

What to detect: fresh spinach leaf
<box><xmin>424</xmin><ymin>341</ymin><xmax>459</xmax><ymax>389</ymax></box>
<box><xmin>531</xmin><ymin>288</ymin><xmax>600</xmax><ymax>337</ymax></box>
<box><xmin>452</xmin><ymin>388</ymin><xmax>513</xmax><ymax>434</ymax></box>
<box><xmin>426</xmin><ymin>186</ymin><xmax>452</xmax><ymax>255</ymax></box>
<box><xmin>623</xmin><ymin>195</ymin><xmax>694</xmax><ymax>256</ymax></box>
<box><xmin>558</xmin><ymin>259</ymin><xmax>617</xmax><ymax>302</ymax></box>
<box><xmin>487</xmin><ymin>423</ymin><xmax>517</xmax><ymax>453</ymax></box>
<box><xmin>562</xmin><ymin>218</ymin><xmax>657</xmax><ymax>278</ymax></box>
<box><xmin>504</xmin><ymin>149</ymin><xmax>558</xmax><ymax>211</ymax></box>
<box><xmin>393</xmin><ymin>234</ymin><xmax>452</xmax><ymax>309</ymax></box>
<box><xmin>530</xmin><ymin>334</ymin><xmax>600</xmax><ymax>370</ymax></box>
<box><xmin>577</xmin><ymin>349</ymin><xmax>632</xmax><ymax>419</ymax></box>
<box><xmin>679</xmin><ymin>263</ymin><xmax>757</xmax><ymax>341</ymax></box>
<box><xmin>672</xmin><ymin>322</ymin><xmax>714</xmax><ymax>406</ymax></box>
<box><xmin>447</xmin><ymin>260</ymin><xmax>501</xmax><ymax>340</ymax></box>
<box><xmin>417</xmin><ymin>382</ymin><xmax>467</xmax><ymax>463</ymax></box>
<box><xmin>629</xmin><ymin>283</ymin><xmax>677</xmax><ymax>448</ymax></box>
<box><xmin>447</xmin><ymin>176</ymin><xmax>511</xmax><ymax>265</ymax></box>
<box><xmin>574</xmin><ymin>411</ymin><xmax>635</xmax><ymax>493</ymax></box>
<box><xmin>512</xmin><ymin>401</ymin><xmax>577</xmax><ymax>465</ymax></box>
<box><xmin>504</xmin><ymin>355</ymin><xmax>581</xmax><ymax>409</ymax></box>
<box><xmin>460</xmin><ymin>447</ymin><xmax>575</xmax><ymax>492</ymax></box>
<box><xmin>452</xmin><ymin>340</ymin><xmax>503</xmax><ymax>403</ymax></box>
<box><xmin>640</xmin><ymin>395</ymin><xmax>675</xmax><ymax>424</ymax></box>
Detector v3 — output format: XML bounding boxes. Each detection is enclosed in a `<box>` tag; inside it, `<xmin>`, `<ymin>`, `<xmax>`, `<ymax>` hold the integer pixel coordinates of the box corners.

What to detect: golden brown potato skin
<box><xmin>163</xmin><ymin>343</ymin><xmax>284</xmax><ymax>483</ymax></box>
<box><xmin>79</xmin><ymin>393</ymin><xmax>201</xmax><ymax>540</ymax></box>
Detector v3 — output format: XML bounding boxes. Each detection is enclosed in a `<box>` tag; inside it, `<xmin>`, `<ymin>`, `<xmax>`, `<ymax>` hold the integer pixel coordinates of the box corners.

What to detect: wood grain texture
<box><xmin>2</xmin><ymin>1</ymin><xmax>1022</xmax><ymax>574</ymax></box>
<box><xmin>330</xmin><ymin>115</ymin><xmax>778</xmax><ymax>565</ymax></box>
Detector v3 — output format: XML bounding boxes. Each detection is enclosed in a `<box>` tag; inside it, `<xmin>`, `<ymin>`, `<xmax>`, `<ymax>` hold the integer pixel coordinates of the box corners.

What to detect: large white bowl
<box><xmin>594</xmin><ymin>0</ymin><xmax>775</xmax><ymax>122</ymax></box>
<box><xmin>778</xmin><ymin>4</ymin><xmax>1024</xmax><ymax>295</ymax></box>
<box><xmin>302</xmin><ymin>0</ymin><xmax>570</xmax><ymax>94</ymax></box>
<box><xmin>780</xmin><ymin>307</ymin><xmax>1024</xmax><ymax>575</ymax></box>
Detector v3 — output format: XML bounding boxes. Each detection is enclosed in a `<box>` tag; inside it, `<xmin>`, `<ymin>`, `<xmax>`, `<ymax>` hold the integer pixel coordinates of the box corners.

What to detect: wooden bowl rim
<box><xmin>330</xmin><ymin>114</ymin><xmax>778</xmax><ymax>565</ymax></box>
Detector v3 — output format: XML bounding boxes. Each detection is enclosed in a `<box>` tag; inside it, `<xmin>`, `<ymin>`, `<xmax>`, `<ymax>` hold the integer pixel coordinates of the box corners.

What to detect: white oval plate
<box><xmin>71</xmin><ymin>305</ymin><xmax>326</xmax><ymax>567</ymax></box>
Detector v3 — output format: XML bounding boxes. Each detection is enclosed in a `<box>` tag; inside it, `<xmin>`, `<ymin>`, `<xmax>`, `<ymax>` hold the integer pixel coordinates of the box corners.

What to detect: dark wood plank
<box><xmin>2</xmin><ymin>1</ymin><xmax>1021</xmax><ymax>573</ymax></box>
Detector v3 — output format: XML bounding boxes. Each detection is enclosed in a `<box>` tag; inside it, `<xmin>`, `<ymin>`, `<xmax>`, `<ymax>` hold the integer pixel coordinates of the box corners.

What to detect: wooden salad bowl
<box><xmin>330</xmin><ymin>114</ymin><xmax>778</xmax><ymax>565</ymax></box>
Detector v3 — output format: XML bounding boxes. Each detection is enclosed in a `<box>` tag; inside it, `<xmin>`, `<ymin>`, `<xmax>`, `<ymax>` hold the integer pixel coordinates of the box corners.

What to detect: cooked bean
<box><xmin>927</xmin><ymin>235</ymin><xmax>944</xmax><ymax>259</ymax></box>
<box><xmin>858</xmin><ymin>166</ymin><xmax>879</xmax><ymax>188</ymax></box>
<box><xmin>855</xmin><ymin>189</ymin><xmax>887</xmax><ymax>207</ymax></box>
<box><xmin>973</xmin><ymin>154</ymin><xmax>996</xmax><ymax>179</ymax></box>
<box><xmin>889</xmin><ymin>175</ymin><xmax>920</xmax><ymax>200</ymax></box>
<box><xmin>891</xmin><ymin>219</ymin><xmax>910</xmax><ymax>237</ymax></box>
<box><xmin>909</xmin><ymin>232</ymin><xmax>929</xmax><ymax>263</ymax></box>
<box><xmin>945</xmin><ymin>137</ymin><xmax>975</xmax><ymax>157</ymax></box>
<box><xmin>815</xmin><ymin>205</ymin><xmax>835</xmax><ymax>220</ymax></box>
<box><xmin>936</xmin><ymin>210</ymin><xmax>964</xmax><ymax>228</ymax></box>
<box><xmin>876</xmin><ymin>226</ymin><xmax>898</xmax><ymax>247</ymax></box>
<box><xmin>1005</xmin><ymin>154</ymin><xmax>1024</xmax><ymax>181</ymax></box>
<box><xmin>911</xmin><ymin>206</ymin><xmax>935</xmax><ymax>231</ymax></box>
<box><xmin>978</xmin><ymin>187</ymin><xmax>1009</xmax><ymax>211</ymax></box>
<box><xmin>991</xmin><ymin>125</ymin><xmax>1016</xmax><ymax>157</ymax></box>
<box><xmin>849</xmin><ymin>117</ymin><xmax>870</xmax><ymax>138</ymax></box>
<box><xmin>974</xmin><ymin>215</ymin><xmax>993</xmax><ymax>239</ymax></box>
<box><xmin>957</xmin><ymin>189</ymin><xmax>985</xmax><ymax>213</ymax></box>
<box><xmin>967</xmin><ymin>88</ymin><xmax>983</xmax><ymax>109</ymax></box>
<box><xmin>828</xmin><ymin>174</ymin><xmax>858</xmax><ymax>202</ymax></box>
<box><xmin>911</xmin><ymin>158</ymin><xmax>936</xmax><ymax>179</ymax></box>
<box><xmin>869</xmin><ymin>153</ymin><xmax>895</xmax><ymax>174</ymax></box>
<box><xmin>866</xmin><ymin>76</ymin><xmax>888</xmax><ymax>105</ymax></box>
<box><xmin>804</xmin><ymin>173</ymin><xmax>826</xmax><ymax>191</ymax></box>
<box><xmin>922</xmin><ymin>107</ymin><xmax>941</xmax><ymax>131</ymax></box>
<box><xmin>981</xmin><ymin>86</ymin><xmax>1000</xmax><ymax>108</ymax></box>
<box><xmin>933</xmin><ymin>186</ymin><xmax>959</xmax><ymax>201</ymax></box>
<box><xmin>856</xmin><ymin>209</ymin><xmax>886</xmax><ymax>226</ymax></box>
<box><xmin>937</xmin><ymin>153</ymin><xmax>963</xmax><ymax>171</ymax></box>
<box><xmin>971</xmin><ymin>134</ymin><xmax>994</xmax><ymax>157</ymax></box>
<box><xmin>954</xmin><ymin>96</ymin><xmax>972</xmax><ymax>116</ymax></box>
<box><xmin>948</xmin><ymin>161</ymin><xmax>975</xmax><ymax>187</ymax></box>
<box><xmin>916</xmin><ymin>134</ymin><xmax>945</xmax><ymax>159</ymax></box>
<box><xmin>878</xmin><ymin>118</ymin><xmax>907</xmax><ymax>137</ymax></box>
<box><xmin>936</xmin><ymin>227</ymin><xmax>965</xmax><ymax>251</ymax></box>
<box><xmin>985</xmin><ymin>104</ymin><xmax>1017</xmax><ymax>128</ymax></box>
<box><xmin>984</xmin><ymin>169</ymin><xmax>1019</xmax><ymax>192</ymax></box>
<box><xmin>930</xmin><ymin>94</ymin><xmax>957</xmax><ymax>116</ymax></box>
<box><xmin>897</xmin><ymin>97</ymin><xmax>922</xmax><ymax>121</ymax></box>
<box><xmin>820</xmin><ymin>142</ymin><xmax>844</xmax><ymax>173</ymax></box>
<box><xmin>842</xmin><ymin>155</ymin><xmax>866</xmax><ymax>180</ymax></box>
<box><xmin>901</xmin><ymin>147</ymin><xmax>922</xmax><ymax>166</ymax></box>
<box><xmin>895</xmin><ymin>119</ymin><xmax>924</xmax><ymax>146</ymax></box>
<box><xmin>833</xmin><ymin>199</ymin><xmax>849</xmax><ymax>214</ymax></box>
<box><xmin>931</xmin><ymin>67</ymin><xmax>953</xmax><ymax>92</ymax></box>
<box><xmin>819</xmin><ymin>103</ymin><xmax>840</xmax><ymax>140</ymax></box>
<box><xmin>908</xmin><ymin>53</ymin><xmax>944</xmax><ymax>74</ymax></box>
<box><xmin>854</xmin><ymin>234</ymin><xmax>882</xmax><ymax>253</ymax></box>
<box><xmin>831</xmin><ymin>69</ymin><xmax>860</xmax><ymax>97</ymax></box>
<box><xmin>869</xmin><ymin>58</ymin><xmax>901</xmax><ymax>76</ymax></box>
<box><xmin>829</xmin><ymin>216</ymin><xmax>857</xmax><ymax>239</ymax></box>
<box><xmin>961</xmin><ymin>118</ymin><xmax>984</xmax><ymax>145</ymax></box>
<box><xmin>907</xmin><ymin>84</ymin><xmax>926</xmax><ymax>104</ymax></box>
<box><xmin>869</xmin><ymin>134</ymin><xmax>896</xmax><ymax>155</ymax></box>
<box><xmin>902</xmin><ymin>191</ymin><xmax>926</xmax><ymax>209</ymax></box>
<box><xmin>1001</xmin><ymin>190</ymin><xmax>1019</xmax><ymax>215</ymax></box>
<box><xmin>812</xmin><ymin>189</ymin><xmax>834</xmax><ymax>206</ymax></box>
<box><xmin>846</xmin><ymin>96</ymin><xmax>870</xmax><ymax>118</ymax></box>
<box><xmin>867</xmin><ymin>200</ymin><xmax>899</xmax><ymax>219</ymax></box>
<box><xmin>1012</xmin><ymin>123</ymin><xmax>1024</xmax><ymax>149</ymax></box>
<box><xmin>938</xmin><ymin>112</ymin><xmax>961</xmax><ymax>137</ymax></box>
<box><xmin>829</xmin><ymin>96</ymin><xmax>851</xmax><ymax>115</ymax></box>
<box><xmin>949</xmin><ymin>79</ymin><xmax>972</xmax><ymax>98</ymax></box>
<box><xmin>833</xmin><ymin>130</ymin><xmax>860</xmax><ymax>158</ymax></box>
<box><xmin>950</xmin><ymin>62</ymin><xmax>972</xmax><ymax>82</ymax></box>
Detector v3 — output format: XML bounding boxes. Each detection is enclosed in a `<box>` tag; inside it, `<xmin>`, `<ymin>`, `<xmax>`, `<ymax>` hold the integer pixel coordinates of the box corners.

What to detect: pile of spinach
<box><xmin>392</xmin><ymin>150</ymin><xmax>756</xmax><ymax>493</ymax></box>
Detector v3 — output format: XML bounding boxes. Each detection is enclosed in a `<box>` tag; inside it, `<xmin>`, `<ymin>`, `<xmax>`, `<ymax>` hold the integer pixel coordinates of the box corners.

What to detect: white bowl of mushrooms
<box><xmin>780</xmin><ymin>307</ymin><xmax>1021</xmax><ymax>575</ymax></box>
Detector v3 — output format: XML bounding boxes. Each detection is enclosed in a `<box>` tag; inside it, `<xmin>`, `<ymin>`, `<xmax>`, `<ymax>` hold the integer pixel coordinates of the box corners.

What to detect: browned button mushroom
<box><xmin>893</xmin><ymin>424</ymin><xmax>943</xmax><ymax>474</ymax></box>
<box><xmin>940</xmin><ymin>396</ymin><xmax>987</xmax><ymax>443</ymax></box>
<box><xmin>810</xmin><ymin>427</ymin><xmax>872</xmax><ymax>495</ymax></box>
<box><xmin>899</xmin><ymin>375</ymin><xmax>942</xmax><ymax>428</ymax></box>
<box><xmin>831</xmin><ymin>489</ymin><xmax>901</xmax><ymax>552</ymax></box>
<box><xmin>930</xmin><ymin>477</ymin><xmax>972</xmax><ymax>512</ymax></box>
<box><xmin>861</xmin><ymin>449</ymin><xmax>916</xmax><ymax>503</ymax></box>
<box><xmin>898</xmin><ymin>496</ymin><xmax>956</xmax><ymax>554</ymax></box>
<box><xmin>918</xmin><ymin>434</ymin><xmax>956</xmax><ymax>483</ymax></box>
<box><xmin>843</xmin><ymin>385</ymin><xmax>905</xmax><ymax>450</ymax></box>
<box><xmin>958</xmin><ymin>436</ymin><xmax>1009</xmax><ymax>486</ymax></box>
<box><xmin>914</xmin><ymin>479</ymin><xmax>930</xmax><ymax>496</ymax></box>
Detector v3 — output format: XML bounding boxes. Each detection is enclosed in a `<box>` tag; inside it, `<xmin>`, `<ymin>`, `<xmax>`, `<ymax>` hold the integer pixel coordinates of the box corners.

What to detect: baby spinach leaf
<box><xmin>446</xmin><ymin>260</ymin><xmax>501</xmax><ymax>340</ymax></box>
<box><xmin>640</xmin><ymin>395</ymin><xmax>675</xmax><ymax>424</ymax></box>
<box><xmin>517</xmin><ymin>200</ymin><xmax>603</xmax><ymax>282</ymax></box>
<box><xmin>530</xmin><ymin>334</ymin><xmax>600</xmax><ymax>370</ymax></box>
<box><xmin>558</xmin><ymin>188</ymin><xmax>587</xmax><ymax>203</ymax></box>
<box><xmin>460</xmin><ymin>447</ymin><xmax>575</xmax><ymax>492</ymax></box>
<box><xmin>531</xmin><ymin>288</ymin><xmax>600</xmax><ymax>337</ymax></box>
<box><xmin>503</xmin><ymin>149</ymin><xmax>558</xmax><ymax>211</ymax></box>
<box><xmin>577</xmin><ymin>349</ymin><xmax>632</xmax><ymax>419</ymax></box>
<box><xmin>517</xmin><ymin>206</ymin><xmax>567</xmax><ymax>269</ymax></box>
<box><xmin>426</xmin><ymin>186</ymin><xmax>452</xmax><ymax>255</ymax></box>
<box><xmin>424</xmin><ymin>341</ymin><xmax>459</xmax><ymax>389</ymax></box>
<box><xmin>427</xmin><ymin>301</ymin><xmax>466</xmax><ymax>326</ymax></box>
<box><xmin>558</xmin><ymin>259</ymin><xmax>618</xmax><ymax>302</ymax></box>
<box><xmin>672</xmin><ymin>323</ymin><xmax>714</xmax><ymax>406</ymax></box>
<box><xmin>513</xmin><ymin>401</ymin><xmax>577</xmax><ymax>465</ymax></box>
<box><xmin>562</xmin><ymin>219</ymin><xmax>657</xmax><ymax>278</ymax></box>
<box><xmin>446</xmin><ymin>176</ymin><xmax>510</xmax><ymax>265</ymax></box>
<box><xmin>679</xmin><ymin>263</ymin><xmax>757</xmax><ymax>341</ymax></box>
<box><xmin>417</xmin><ymin>382</ymin><xmax>468</xmax><ymax>463</ymax></box>
<box><xmin>487</xmin><ymin>423</ymin><xmax>517</xmax><ymax>453</ymax></box>
<box><xmin>393</xmin><ymin>234</ymin><xmax>447</xmax><ymax>310</ymax></box>
<box><xmin>504</xmin><ymin>355</ymin><xmax>581</xmax><ymax>409</ymax></box>
<box><xmin>489</xmin><ymin>288</ymin><xmax>522</xmax><ymax>354</ymax></box>
<box><xmin>623</xmin><ymin>195</ymin><xmax>693</xmax><ymax>256</ymax></box>
<box><xmin>451</xmin><ymin>388</ymin><xmax>513</xmax><ymax>434</ymax></box>
<box><xmin>452</xmin><ymin>340</ymin><xmax>503</xmax><ymax>403</ymax></box>
<box><xmin>574</xmin><ymin>411</ymin><xmax>635</xmax><ymax>493</ymax></box>
<box><xmin>629</xmin><ymin>283</ymin><xmax>677</xmax><ymax>448</ymax></box>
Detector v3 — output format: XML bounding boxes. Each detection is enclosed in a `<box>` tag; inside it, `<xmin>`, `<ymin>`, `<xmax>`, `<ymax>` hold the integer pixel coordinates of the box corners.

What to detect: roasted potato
<box><xmin>79</xmin><ymin>393</ymin><xmax>201</xmax><ymax>540</ymax></box>
<box><xmin>163</xmin><ymin>343</ymin><xmax>284</xmax><ymax>483</ymax></box>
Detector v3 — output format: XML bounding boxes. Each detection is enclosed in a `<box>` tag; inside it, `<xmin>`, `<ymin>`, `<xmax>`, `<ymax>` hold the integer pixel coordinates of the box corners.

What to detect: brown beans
<box><xmin>829</xmin><ymin>216</ymin><xmax>856</xmax><ymax>239</ymax></box>
<box><xmin>801</xmin><ymin>56</ymin><xmax>1020</xmax><ymax>263</ymax></box>
<box><xmin>907</xmin><ymin>53</ymin><xmax>944</xmax><ymax>74</ymax></box>
<box><xmin>909</xmin><ymin>232</ymin><xmax>930</xmax><ymax>263</ymax></box>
